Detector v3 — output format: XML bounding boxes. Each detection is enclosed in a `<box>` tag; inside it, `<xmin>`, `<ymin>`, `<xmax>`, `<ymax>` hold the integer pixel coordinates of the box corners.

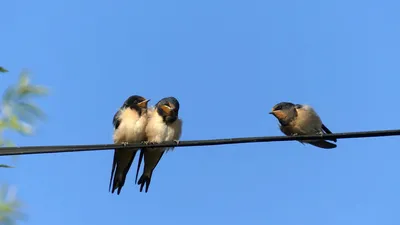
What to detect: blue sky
<box><xmin>1</xmin><ymin>0</ymin><xmax>400</xmax><ymax>224</ymax></box>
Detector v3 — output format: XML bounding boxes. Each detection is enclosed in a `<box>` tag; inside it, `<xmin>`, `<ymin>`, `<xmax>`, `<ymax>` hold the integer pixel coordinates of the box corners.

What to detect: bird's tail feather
<box><xmin>321</xmin><ymin>124</ymin><xmax>337</xmax><ymax>142</ymax></box>
<box><xmin>137</xmin><ymin>173</ymin><xmax>152</xmax><ymax>193</ymax></box>
<box><xmin>136</xmin><ymin>149</ymin><xmax>165</xmax><ymax>193</ymax></box>
<box><xmin>308</xmin><ymin>140</ymin><xmax>337</xmax><ymax>149</ymax></box>
<box><xmin>135</xmin><ymin>150</ymin><xmax>144</xmax><ymax>184</ymax></box>
<box><xmin>110</xmin><ymin>149</ymin><xmax>137</xmax><ymax>195</ymax></box>
<box><xmin>109</xmin><ymin>151</ymin><xmax>118</xmax><ymax>192</ymax></box>
<box><xmin>112</xmin><ymin>172</ymin><xmax>127</xmax><ymax>195</ymax></box>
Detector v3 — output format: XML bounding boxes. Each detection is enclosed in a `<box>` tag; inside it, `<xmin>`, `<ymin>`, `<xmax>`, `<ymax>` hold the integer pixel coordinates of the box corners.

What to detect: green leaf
<box><xmin>5</xmin><ymin>116</ymin><xmax>25</xmax><ymax>135</ymax></box>
<box><xmin>17</xmin><ymin>86</ymin><xmax>48</xmax><ymax>98</ymax></box>
<box><xmin>15</xmin><ymin>102</ymin><xmax>46</xmax><ymax>121</ymax></box>
<box><xmin>0</xmin><ymin>69</ymin><xmax>48</xmax><ymax>225</ymax></box>
<box><xmin>0</xmin><ymin>120</ymin><xmax>7</xmax><ymax>130</ymax></box>
<box><xmin>17</xmin><ymin>74</ymin><xmax>29</xmax><ymax>87</ymax></box>
<box><xmin>8</xmin><ymin>116</ymin><xmax>20</xmax><ymax>130</ymax></box>
<box><xmin>2</xmin><ymin>87</ymin><xmax>16</xmax><ymax>105</ymax></box>
<box><xmin>0</xmin><ymin>185</ymin><xmax>25</xmax><ymax>224</ymax></box>
<box><xmin>17</xmin><ymin>123</ymin><xmax>32</xmax><ymax>136</ymax></box>
<box><xmin>0</xmin><ymin>67</ymin><xmax>8</xmax><ymax>73</ymax></box>
<box><xmin>0</xmin><ymin>165</ymin><xmax>13</xmax><ymax>168</ymax></box>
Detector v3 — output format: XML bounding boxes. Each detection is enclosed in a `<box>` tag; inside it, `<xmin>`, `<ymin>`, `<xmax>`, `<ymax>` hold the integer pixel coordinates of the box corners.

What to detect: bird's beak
<box><xmin>137</xmin><ymin>99</ymin><xmax>150</xmax><ymax>108</ymax></box>
<box><xmin>269</xmin><ymin>111</ymin><xmax>274</xmax><ymax>115</ymax></box>
<box><xmin>160</xmin><ymin>104</ymin><xmax>173</xmax><ymax>115</ymax></box>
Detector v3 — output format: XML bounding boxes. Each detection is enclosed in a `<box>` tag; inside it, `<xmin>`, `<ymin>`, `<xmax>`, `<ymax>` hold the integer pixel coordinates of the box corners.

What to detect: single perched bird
<box><xmin>269</xmin><ymin>102</ymin><xmax>337</xmax><ymax>149</ymax></box>
<box><xmin>135</xmin><ymin>97</ymin><xmax>183</xmax><ymax>193</ymax></box>
<box><xmin>109</xmin><ymin>95</ymin><xmax>150</xmax><ymax>195</ymax></box>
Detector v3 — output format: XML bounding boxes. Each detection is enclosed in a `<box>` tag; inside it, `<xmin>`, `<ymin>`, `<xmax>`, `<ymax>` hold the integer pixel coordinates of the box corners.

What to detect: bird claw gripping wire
<box><xmin>140</xmin><ymin>141</ymin><xmax>157</xmax><ymax>146</ymax></box>
<box><xmin>121</xmin><ymin>142</ymin><xmax>129</xmax><ymax>146</ymax></box>
<box><xmin>291</xmin><ymin>133</ymin><xmax>306</xmax><ymax>145</ymax></box>
<box><xmin>173</xmin><ymin>140</ymin><xmax>180</xmax><ymax>145</ymax></box>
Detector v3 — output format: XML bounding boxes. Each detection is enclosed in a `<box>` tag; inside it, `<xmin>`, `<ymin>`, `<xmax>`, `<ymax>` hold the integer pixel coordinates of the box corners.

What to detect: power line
<box><xmin>0</xmin><ymin>129</ymin><xmax>400</xmax><ymax>156</ymax></box>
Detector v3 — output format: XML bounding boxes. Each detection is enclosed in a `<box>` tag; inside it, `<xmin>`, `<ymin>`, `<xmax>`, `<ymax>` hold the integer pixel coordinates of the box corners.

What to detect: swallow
<box><xmin>135</xmin><ymin>97</ymin><xmax>183</xmax><ymax>193</ymax></box>
<box><xmin>109</xmin><ymin>95</ymin><xmax>150</xmax><ymax>195</ymax></box>
<box><xmin>269</xmin><ymin>102</ymin><xmax>337</xmax><ymax>149</ymax></box>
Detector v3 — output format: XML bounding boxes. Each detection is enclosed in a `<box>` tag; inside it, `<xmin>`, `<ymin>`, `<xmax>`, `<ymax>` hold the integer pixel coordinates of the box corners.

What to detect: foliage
<box><xmin>0</xmin><ymin>185</ymin><xmax>25</xmax><ymax>225</ymax></box>
<box><xmin>0</xmin><ymin>67</ymin><xmax>48</xmax><ymax>224</ymax></box>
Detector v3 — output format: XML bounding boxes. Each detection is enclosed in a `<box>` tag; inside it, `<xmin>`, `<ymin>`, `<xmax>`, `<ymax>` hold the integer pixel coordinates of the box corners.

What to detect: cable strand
<box><xmin>1</xmin><ymin>129</ymin><xmax>400</xmax><ymax>156</ymax></box>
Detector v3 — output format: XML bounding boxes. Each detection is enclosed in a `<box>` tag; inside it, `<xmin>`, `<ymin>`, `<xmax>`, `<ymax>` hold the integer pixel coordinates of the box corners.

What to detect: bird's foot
<box><xmin>121</xmin><ymin>141</ymin><xmax>129</xmax><ymax>146</ymax></box>
<box><xmin>141</xmin><ymin>141</ymin><xmax>157</xmax><ymax>146</ymax></box>
<box><xmin>292</xmin><ymin>133</ymin><xmax>299</xmax><ymax>136</ymax></box>
<box><xmin>173</xmin><ymin>140</ymin><xmax>180</xmax><ymax>145</ymax></box>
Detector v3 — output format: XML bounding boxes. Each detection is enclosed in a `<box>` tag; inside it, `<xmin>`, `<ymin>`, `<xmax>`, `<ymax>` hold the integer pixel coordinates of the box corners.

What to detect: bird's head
<box><xmin>269</xmin><ymin>102</ymin><xmax>297</xmax><ymax>125</ymax></box>
<box><xmin>156</xmin><ymin>97</ymin><xmax>180</xmax><ymax>124</ymax></box>
<box><xmin>123</xmin><ymin>95</ymin><xmax>150</xmax><ymax>113</ymax></box>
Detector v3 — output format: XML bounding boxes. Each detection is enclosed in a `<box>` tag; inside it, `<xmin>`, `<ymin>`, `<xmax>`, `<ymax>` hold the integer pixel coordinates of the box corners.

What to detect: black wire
<box><xmin>0</xmin><ymin>129</ymin><xmax>400</xmax><ymax>156</ymax></box>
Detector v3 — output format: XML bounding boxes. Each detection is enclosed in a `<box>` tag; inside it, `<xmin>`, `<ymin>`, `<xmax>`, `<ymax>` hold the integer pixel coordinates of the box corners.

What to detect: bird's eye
<box><xmin>275</xmin><ymin>105</ymin><xmax>282</xmax><ymax>110</ymax></box>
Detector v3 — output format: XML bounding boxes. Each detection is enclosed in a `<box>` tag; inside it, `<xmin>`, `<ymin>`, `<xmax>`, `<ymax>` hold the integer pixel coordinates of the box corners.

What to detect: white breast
<box><xmin>113</xmin><ymin>108</ymin><xmax>148</xmax><ymax>143</ymax></box>
<box><xmin>145</xmin><ymin>109</ymin><xmax>182</xmax><ymax>148</ymax></box>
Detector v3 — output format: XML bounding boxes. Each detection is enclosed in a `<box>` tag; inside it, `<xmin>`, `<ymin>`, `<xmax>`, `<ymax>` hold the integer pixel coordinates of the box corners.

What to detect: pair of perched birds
<box><xmin>109</xmin><ymin>97</ymin><xmax>336</xmax><ymax>195</ymax></box>
<box><xmin>109</xmin><ymin>95</ymin><xmax>182</xmax><ymax>195</ymax></box>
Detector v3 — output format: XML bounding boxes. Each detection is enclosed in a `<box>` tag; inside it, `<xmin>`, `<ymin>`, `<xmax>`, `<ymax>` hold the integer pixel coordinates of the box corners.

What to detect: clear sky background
<box><xmin>1</xmin><ymin>0</ymin><xmax>400</xmax><ymax>224</ymax></box>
